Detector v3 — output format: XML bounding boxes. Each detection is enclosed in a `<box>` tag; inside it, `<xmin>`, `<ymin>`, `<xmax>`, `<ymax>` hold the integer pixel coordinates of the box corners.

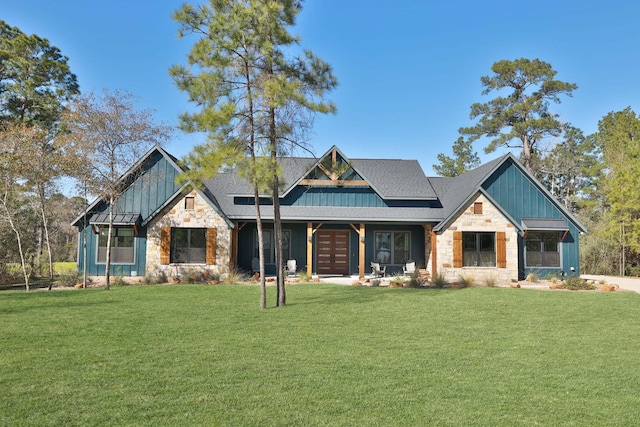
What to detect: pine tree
<box><xmin>171</xmin><ymin>0</ymin><xmax>337</xmax><ymax>307</ymax></box>
<box><xmin>460</xmin><ymin>58</ymin><xmax>576</xmax><ymax>173</ymax></box>
<box><xmin>433</xmin><ymin>136</ymin><xmax>480</xmax><ymax>177</ymax></box>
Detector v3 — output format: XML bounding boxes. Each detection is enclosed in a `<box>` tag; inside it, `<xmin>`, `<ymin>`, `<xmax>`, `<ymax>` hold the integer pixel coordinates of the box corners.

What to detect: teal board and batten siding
<box><xmin>285</xmin><ymin>187</ymin><xmax>385</xmax><ymax>207</ymax></box>
<box><xmin>77</xmin><ymin>150</ymin><xmax>184</xmax><ymax>277</ymax></box>
<box><xmin>482</xmin><ymin>160</ymin><xmax>582</xmax><ymax>279</ymax></box>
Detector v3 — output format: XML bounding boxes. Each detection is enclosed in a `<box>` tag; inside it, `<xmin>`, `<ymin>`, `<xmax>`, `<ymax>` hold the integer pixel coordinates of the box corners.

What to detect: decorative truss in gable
<box><xmin>300</xmin><ymin>146</ymin><xmax>369</xmax><ymax>187</ymax></box>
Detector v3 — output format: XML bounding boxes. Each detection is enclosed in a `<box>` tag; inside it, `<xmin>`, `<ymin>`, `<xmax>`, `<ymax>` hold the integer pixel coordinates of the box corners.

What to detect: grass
<box><xmin>53</xmin><ymin>262</ymin><xmax>77</xmax><ymax>273</ymax></box>
<box><xmin>2</xmin><ymin>284</ymin><xmax>640</xmax><ymax>426</ymax></box>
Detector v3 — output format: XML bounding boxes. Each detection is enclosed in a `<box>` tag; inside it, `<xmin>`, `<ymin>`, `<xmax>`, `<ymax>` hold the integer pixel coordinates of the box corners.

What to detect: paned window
<box><xmin>374</xmin><ymin>231</ymin><xmax>410</xmax><ymax>264</ymax></box>
<box><xmin>97</xmin><ymin>227</ymin><xmax>135</xmax><ymax>264</ymax></box>
<box><xmin>525</xmin><ymin>232</ymin><xmax>560</xmax><ymax>267</ymax></box>
<box><xmin>171</xmin><ymin>228</ymin><xmax>206</xmax><ymax>264</ymax></box>
<box><xmin>254</xmin><ymin>230</ymin><xmax>291</xmax><ymax>264</ymax></box>
<box><xmin>462</xmin><ymin>232</ymin><xmax>496</xmax><ymax>267</ymax></box>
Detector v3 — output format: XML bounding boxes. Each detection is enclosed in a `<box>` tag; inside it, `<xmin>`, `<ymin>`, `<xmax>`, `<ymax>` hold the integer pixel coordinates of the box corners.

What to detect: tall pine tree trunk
<box><xmin>270</xmin><ymin>105</ymin><xmax>285</xmax><ymax>307</ymax></box>
<box><xmin>254</xmin><ymin>185</ymin><xmax>267</xmax><ymax>309</ymax></box>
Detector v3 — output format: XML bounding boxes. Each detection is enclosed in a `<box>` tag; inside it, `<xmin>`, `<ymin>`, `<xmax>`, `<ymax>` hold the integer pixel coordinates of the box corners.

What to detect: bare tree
<box><xmin>62</xmin><ymin>90</ymin><xmax>172</xmax><ymax>289</ymax></box>
<box><xmin>0</xmin><ymin>124</ymin><xmax>45</xmax><ymax>290</ymax></box>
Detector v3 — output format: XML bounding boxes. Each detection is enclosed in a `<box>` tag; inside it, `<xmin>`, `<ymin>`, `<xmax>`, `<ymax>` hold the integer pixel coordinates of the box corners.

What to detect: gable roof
<box><xmin>218</xmin><ymin>145</ymin><xmax>438</xmax><ymax>201</ymax></box>
<box><xmin>201</xmin><ymin>145</ymin><xmax>443</xmax><ymax>222</ymax></box>
<box><xmin>72</xmin><ymin>145</ymin><xmax>233</xmax><ymax>228</ymax></box>
<box><xmin>431</xmin><ymin>153</ymin><xmax>587</xmax><ymax>233</ymax></box>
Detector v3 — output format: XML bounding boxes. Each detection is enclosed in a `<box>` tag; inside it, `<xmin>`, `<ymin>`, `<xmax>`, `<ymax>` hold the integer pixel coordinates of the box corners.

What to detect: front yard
<box><xmin>1</xmin><ymin>284</ymin><xmax>639</xmax><ymax>425</ymax></box>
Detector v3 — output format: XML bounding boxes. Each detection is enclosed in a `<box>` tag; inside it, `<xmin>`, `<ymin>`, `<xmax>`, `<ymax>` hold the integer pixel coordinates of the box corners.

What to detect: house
<box><xmin>73</xmin><ymin>145</ymin><xmax>586</xmax><ymax>283</ymax></box>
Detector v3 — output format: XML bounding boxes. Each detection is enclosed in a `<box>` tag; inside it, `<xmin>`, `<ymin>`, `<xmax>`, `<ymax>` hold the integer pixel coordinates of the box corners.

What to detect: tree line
<box><xmin>0</xmin><ymin>20</ymin><xmax>170</xmax><ymax>290</ymax></box>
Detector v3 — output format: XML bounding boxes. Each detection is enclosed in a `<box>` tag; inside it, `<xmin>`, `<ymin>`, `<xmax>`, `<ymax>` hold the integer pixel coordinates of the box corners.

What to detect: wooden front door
<box><xmin>316</xmin><ymin>230</ymin><xmax>350</xmax><ymax>275</ymax></box>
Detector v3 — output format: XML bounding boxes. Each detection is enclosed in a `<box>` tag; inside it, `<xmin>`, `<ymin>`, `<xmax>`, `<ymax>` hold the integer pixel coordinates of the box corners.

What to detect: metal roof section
<box><xmin>521</xmin><ymin>218</ymin><xmax>569</xmax><ymax>231</ymax></box>
<box><xmin>89</xmin><ymin>213</ymin><xmax>141</xmax><ymax>225</ymax></box>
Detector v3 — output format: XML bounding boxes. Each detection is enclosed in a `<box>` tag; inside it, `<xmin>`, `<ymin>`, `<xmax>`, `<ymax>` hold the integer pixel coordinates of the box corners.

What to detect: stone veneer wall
<box><xmin>433</xmin><ymin>193</ymin><xmax>518</xmax><ymax>284</ymax></box>
<box><xmin>146</xmin><ymin>190</ymin><xmax>231</xmax><ymax>280</ymax></box>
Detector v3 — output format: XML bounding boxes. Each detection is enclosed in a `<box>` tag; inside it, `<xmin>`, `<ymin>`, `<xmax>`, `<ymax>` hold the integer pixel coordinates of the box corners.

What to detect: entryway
<box><xmin>316</xmin><ymin>230</ymin><xmax>350</xmax><ymax>275</ymax></box>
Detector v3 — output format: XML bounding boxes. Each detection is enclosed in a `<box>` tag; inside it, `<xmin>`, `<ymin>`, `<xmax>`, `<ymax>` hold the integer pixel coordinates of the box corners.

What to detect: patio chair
<box><xmin>371</xmin><ymin>261</ymin><xmax>386</xmax><ymax>278</ymax></box>
<box><xmin>285</xmin><ymin>259</ymin><xmax>297</xmax><ymax>277</ymax></box>
<box><xmin>403</xmin><ymin>260</ymin><xmax>416</xmax><ymax>276</ymax></box>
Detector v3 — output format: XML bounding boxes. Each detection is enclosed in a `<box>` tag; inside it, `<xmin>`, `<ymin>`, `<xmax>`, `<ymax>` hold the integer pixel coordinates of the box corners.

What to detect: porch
<box><xmin>231</xmin><ymin>221</ymin><xmax>438</xmax><ymax>279</ymax></box>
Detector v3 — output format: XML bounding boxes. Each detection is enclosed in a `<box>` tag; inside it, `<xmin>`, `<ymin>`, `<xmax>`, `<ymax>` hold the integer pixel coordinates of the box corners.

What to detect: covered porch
<box><xmin>231</xmin><ymin>221</ymin><xmax>438</xmax><ymax>279</ymax></box>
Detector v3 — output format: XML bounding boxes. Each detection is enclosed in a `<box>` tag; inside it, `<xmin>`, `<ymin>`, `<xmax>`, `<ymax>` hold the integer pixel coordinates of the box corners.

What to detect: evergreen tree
<box><xmin>537</xmin><ymin>125</ymin><xmax>601</xmax><ymax>213</ymax></box>
<box><xmin>171</xmin><ymin>0</ymin><xmax>337</xmax><ymax>307</ymax></box>
<box><xmin>592</xmin><ymin>107</ymin><xmax>640</xmax><ymax>275</ymax></box>
<box><xmin>433</xmin><ymin>136</ymin><xmax>479</xmax><ymax>177</ymax></box>
<box><xmin>459</xmin><ymin>58</ymin><xmax>576</xmax><ymax>173</ymax></box>
<box><xmin>0</xmin><ymin>20</ymin><xmax>79</xmax><ymax>290</ymax></box>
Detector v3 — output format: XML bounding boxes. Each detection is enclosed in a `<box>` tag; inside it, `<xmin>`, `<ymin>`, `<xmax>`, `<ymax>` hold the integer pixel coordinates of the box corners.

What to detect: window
<box><xmin>185</xmin><ymin>196</ymin><xmax>195</xmax><ymax>210</ymax></box>
<box><xmin>374</xmin><ymin>231</ymin><xmax>410</xmax><ymax>264</ymax></box>
<box><xmin>462</xmin><ymin>232</ymin><xmax>495</xmax><ymax>267</ymax></box>
<box><xmin>254</xmin><ymin>230</ymin><xmax>291</xmax><ymax>264</ymax></box>
<box><xmin>97</xmin><ymin>227</ymin><xmax>135</xmax><ymax>264</ymax></box>
<box><xmin>525</xmin><ymin>232</ymin><xmax>560</xmax><ymax>267</ymax></box>
<box><xmin>171</xmin><ymin>228</ymin><xmax>206</xmax><ymax>264</ymax></box>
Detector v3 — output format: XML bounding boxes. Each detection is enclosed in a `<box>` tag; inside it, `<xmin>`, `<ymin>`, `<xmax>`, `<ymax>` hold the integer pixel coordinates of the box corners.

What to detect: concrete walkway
<box><xmin>320</xmin><ymin>274</ymin><xmax>640</xmax><ymax>294</ymax></box>
<box><xmin>582</xmin><ymin>275</ymin><xmax>640</xmax><ymax>294</ymax></box>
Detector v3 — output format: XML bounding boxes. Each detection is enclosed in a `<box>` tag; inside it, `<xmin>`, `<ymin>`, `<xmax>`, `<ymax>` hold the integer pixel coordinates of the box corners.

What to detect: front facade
<box><xmin>74</xmin><ymin>145</ymin><xmax>586</xmax><ymax>283</ymax></box>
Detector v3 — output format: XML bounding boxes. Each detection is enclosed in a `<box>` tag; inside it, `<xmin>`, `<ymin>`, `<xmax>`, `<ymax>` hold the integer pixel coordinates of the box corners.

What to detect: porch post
<box><xmin>230</xmin><ymin>225</ymin><xmax>238</xmax><ymax>270</ymax></box>
<box><xmin>306</xmin><ymin>222</ymin><xmax>313</xmax><ymax>275</ymax></box>
<box><xmin>359</xmin><ymin>223</ymin><xmax>365</xmax><ymax>279</ymax></box>
<box><xmin>431</xmin><ymin>230</ymin><xmax>438</xmax><ymax>278</ymax></box>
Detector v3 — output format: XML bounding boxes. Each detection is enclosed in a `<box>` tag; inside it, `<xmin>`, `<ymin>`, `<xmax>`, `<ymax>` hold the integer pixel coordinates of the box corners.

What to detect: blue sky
<box><xmin>4</xmin><ymin>0</ymin><xmax>640</xmax><ymax>174</ymax></box>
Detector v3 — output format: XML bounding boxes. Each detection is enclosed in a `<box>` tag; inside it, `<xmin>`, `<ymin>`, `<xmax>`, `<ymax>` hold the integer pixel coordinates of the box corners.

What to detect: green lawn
<box><xmin>53</xmin><ymin>262</ymin><xmax>77</xmax><ymax>273</ymax></box>
<box><xmin>1</xmin><ymin>284</ymin><xmax>639</xmax><ymax>426</ymax></box>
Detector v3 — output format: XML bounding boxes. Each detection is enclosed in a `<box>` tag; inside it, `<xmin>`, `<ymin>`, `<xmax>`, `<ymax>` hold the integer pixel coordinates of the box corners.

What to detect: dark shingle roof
<box><xmin>202</xmin><ymin>151</ymin><xmax>446</xmax><ymax>222</ymax></box>
<box><xmin>430</xmin><ymin>155</ymin><xmax>509</xmax><ymax>221</ymax></box>
<box><xmin>350</xmin><ymin>158</ymin><xmax>437</xmax><ymax>200</ymax></box>
<box><xmin>210</xmin><ymin>155</ymin><xmax>438</xmax><ymax>201</ymax></box>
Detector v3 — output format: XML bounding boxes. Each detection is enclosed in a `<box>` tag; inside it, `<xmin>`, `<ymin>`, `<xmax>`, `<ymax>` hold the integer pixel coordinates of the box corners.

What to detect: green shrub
<box><xmin>431</xmin><ymin>273</ymin><xmax>448</xmax><ymax>289</ymax></box>
<box><xmin>56</xmin><ymin>269</ymin><xmax>81</xmax><ymax>287</ymax></box>
<box><xmin>371</xmin><ymin>279</ymin><xmax>380</xmax><ymax>287</ymax></box>
<box><xmin>562</xmin><ymin>276</ymin><xmax>595</xmax><ymax>290</ymax></box>
<box><xmin>112</xmin><ymin>275</ymin><xmax>128</xmax><ymax>287</ymax></box>
<box><xmin>298</xmin><ymin>270</ymin><xmax>311</xmax><ymax>282</ymax></box>
<box><xmin>526</xmin><ymin>272</ymin><xmax>538</xmax><ymax>283</ymax></box>
<box><xmin>143</xmin><ymin>271</ymin><xmax>168</xmax><ymax>285</ymax></box>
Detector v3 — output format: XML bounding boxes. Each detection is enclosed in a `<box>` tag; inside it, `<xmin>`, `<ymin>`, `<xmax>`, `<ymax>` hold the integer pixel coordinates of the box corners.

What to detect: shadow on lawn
<box><xmin>0</xmin><ymin>282</ymin><xmax>53</xmax><ymax>292</ymax></box>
